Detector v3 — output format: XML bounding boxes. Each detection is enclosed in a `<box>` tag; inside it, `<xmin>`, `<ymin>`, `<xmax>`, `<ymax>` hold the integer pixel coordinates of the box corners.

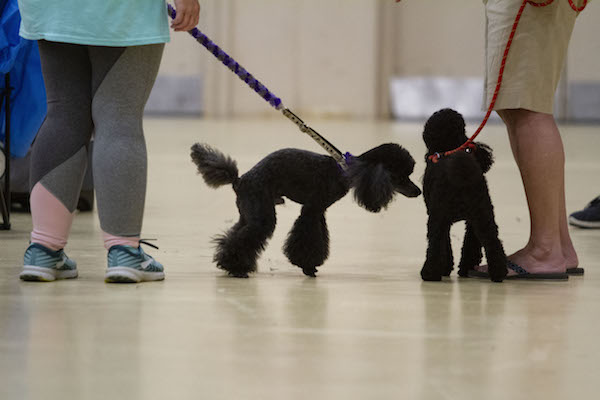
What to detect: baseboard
<box><xmin>390</xmin><ymin>76</ymin><xmax>600</xmax><ymax>123</ymax></box>
<box><xmin>569</xmin><ymin>81</ymin><xmax>600</xmax><ymax>122</ymax></box>
<box><xmin>145</xmin><ymin>75</ymin><xmax>203</xmax><ymax>116</ymax></box>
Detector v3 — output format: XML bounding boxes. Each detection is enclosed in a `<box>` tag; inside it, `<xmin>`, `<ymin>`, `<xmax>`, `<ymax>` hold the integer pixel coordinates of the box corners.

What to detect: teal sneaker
<box><xmin>105</xmin><ymin>243</ymin><xmax>165</xmax><ymax>283</ymax></box>
<box><xmin>20</xmin><ymin>243</ymin><xmax>78</xmax><ymax>282</ymax></box>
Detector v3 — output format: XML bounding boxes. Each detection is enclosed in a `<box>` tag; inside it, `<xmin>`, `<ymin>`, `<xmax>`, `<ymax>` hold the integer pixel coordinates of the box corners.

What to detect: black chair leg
<box><xmin>1</xmin><ymin>73</ymin><xmax>12</xmax><ymax>229</ymax></box>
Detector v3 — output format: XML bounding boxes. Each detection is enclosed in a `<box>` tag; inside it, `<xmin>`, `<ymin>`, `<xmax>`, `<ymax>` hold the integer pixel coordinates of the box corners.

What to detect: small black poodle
<box><xmin>421</xmin><ymin>108</ymin><xmax>507</xmax><ymax>282</ymax></box>
<box><xmin>191</xmin><ymin>143</ymin><xmax>421</xmax><ymax>278</ymax></box>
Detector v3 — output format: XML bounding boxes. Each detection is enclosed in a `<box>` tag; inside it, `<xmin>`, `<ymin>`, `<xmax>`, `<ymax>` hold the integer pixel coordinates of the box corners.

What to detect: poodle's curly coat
<box><xmin>191</xmin><ymin>143</ymin><xmax>421</xmax><ymax>278</ymax></box>
<box><xmin>421</xmin><ymin>108</ymin><xmax>507</xmax><ymax>282</ymax></box>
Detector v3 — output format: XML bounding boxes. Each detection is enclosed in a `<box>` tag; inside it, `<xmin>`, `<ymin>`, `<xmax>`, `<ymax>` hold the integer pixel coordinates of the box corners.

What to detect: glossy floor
<box><xmin>1</xmin><ymin>118</ymin><xmax>599</xmax><ymax>400</ymax></box>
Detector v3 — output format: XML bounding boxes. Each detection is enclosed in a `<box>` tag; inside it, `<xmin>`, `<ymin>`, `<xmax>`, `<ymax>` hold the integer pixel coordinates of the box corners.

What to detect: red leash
<box><xmin>428</xmin><ymin>0</ymin><xmax>587</xmax><ymax>163</ymax></box>
<box><xmin>530</xmin><ymin>0</ymin><xmax>588</xmax><ymax>12</ymax></box>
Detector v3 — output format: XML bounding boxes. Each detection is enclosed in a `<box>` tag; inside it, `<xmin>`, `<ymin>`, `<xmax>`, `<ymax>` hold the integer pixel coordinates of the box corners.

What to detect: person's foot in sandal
<box><xmin>470</xmin><ymin>245</ymin><xmax>572</xmax><ymax>280</ymax></box>
<box><xmin>470</xmin><ymin>261</ymin><xmax>568</xmax><ymax>280</ymax></box>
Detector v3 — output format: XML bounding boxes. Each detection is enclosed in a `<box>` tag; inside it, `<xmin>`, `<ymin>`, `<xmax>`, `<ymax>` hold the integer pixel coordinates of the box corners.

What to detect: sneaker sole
<box><xmin>20</xmin><ymin>266</ymin><xmax>78</xmax><ymax>282</ymax></box>
<box><xmin>105</xmin><ymin>267</ymin><xmax>165</xmax><ymax>283</ymax></box>
<box><xmin>569</xmin><ymin>216</ymin><xmax>600</xmax><ymax>229</ymax></box>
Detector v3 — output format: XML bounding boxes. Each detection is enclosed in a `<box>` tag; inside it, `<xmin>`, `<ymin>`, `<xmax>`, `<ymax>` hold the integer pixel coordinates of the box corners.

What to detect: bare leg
<box><xmin>558</xmin><ymin>175</ymin><xmax>579</xmax><ymax>268</ymax></box>
<box><xmin>499</xmin><ymin>110</ymin><xmax>578</xmax><ymax>270</ymax></box>
<box><xmin>496</xmin><ymin>108</ymin><xmax>577</xmax><ymax>274</ymax></box>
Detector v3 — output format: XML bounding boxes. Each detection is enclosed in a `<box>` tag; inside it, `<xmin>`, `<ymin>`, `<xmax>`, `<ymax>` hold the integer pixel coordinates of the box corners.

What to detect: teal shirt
<box><xmin>17</xmin><ymin>0</ymin><xmax>170</xmax><ymax>46</ymax></box>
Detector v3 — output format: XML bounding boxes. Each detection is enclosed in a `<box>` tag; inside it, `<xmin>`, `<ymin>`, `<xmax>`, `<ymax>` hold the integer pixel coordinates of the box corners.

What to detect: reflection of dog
<box><xmin>191</xmin><ymin>143</ymin><xmax>421</xmax><ymax>278</ymax></box>
<box><xmin>421</xmin><ymin>109</ymin><xmax>507</xmax><ymax>282</ymax></box>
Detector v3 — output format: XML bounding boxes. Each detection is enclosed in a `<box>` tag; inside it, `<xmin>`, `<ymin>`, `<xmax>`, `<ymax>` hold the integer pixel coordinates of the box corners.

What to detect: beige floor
<box><xmin>1</xmin><ymin>117</ymin><xmax>599</xmax><ymax>400</ymax></box>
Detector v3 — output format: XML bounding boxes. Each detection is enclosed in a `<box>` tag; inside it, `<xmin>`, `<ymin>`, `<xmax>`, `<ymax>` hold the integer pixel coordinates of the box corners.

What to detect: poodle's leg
<box><xmin>441</xmin><ymin>229</ymin><xmax>454</xmax><ymax>277</ymax></box>
<box><xmin>471</xmin><ymin>215</ymin><xmax>507</xmax><ymax>282</ymax></box>
<box><xmin>457</xmin><ymin>222</ymin><xmax>483</xmax><ymax>277</ymax></box>
<box><xmin>421</xmin><ymin>216</ymin><xmax>452</xmax><ymax>281</ymax></box>
<box><xmin>283</xmin><ymin>206</ymin><xmax>329</xmax><ymax>277</ymax></box>
<box><xmin>213</xmin><ymin>218</ymin><xmax>247</xmax><ymax>277</ymax></box>
<box><xmin>213</xmin><ymin>194</ymin><xmax>276</xmax><ymax>278</ymax></box>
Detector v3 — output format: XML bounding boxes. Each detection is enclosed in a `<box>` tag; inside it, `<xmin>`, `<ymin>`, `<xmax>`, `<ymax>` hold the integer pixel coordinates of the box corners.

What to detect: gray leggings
<box><xmin>31</xmin><ymin>40</ymin><xmax>164</xmax><ymax>237</ymax></box>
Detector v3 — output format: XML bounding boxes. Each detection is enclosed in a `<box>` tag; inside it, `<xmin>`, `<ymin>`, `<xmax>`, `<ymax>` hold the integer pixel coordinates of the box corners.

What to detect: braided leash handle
<box><xmin>167</xmin><ymin>4</ymin><xmax>347</xmax><ymax>166</ymax></box>
<box><xmin>167</xmin><ymin>4</ymin><xmax>282</xmax><ymax>110</ymax></box>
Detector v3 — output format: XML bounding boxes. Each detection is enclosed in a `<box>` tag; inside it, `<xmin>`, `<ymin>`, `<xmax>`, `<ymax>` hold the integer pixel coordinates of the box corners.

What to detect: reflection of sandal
<box><xmin>471</xmin><ymin>266</ymin><xmax>584</xmax><ymax>277</ymax></box>
<box><xmin>468</xmin><ymin>260</ymin><xmax>569</xmax><ymax>280</ymax></box>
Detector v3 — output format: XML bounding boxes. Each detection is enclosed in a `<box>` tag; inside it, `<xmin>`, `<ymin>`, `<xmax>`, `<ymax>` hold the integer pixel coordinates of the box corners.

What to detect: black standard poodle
<box><xmin>420</xmin><ymin>108</ymin><xmax>507</xmax><ymax>282</ymax></box>
<box><xmin>191</xmin><ymin>143</ymin><xmax>421</xmax><ymax>278</ymax></box>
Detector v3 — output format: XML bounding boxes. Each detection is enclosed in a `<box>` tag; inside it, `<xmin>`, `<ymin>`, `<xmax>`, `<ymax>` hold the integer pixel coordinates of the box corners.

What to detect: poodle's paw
<box><xmin>487</xmin><ymin>256</ymin><xmax>508</xmax><ymax>282</ymax></box>
<box><xmin>302</xmin><ymin>266</ymin><xmax>318</xmax><ymax>277</ymax></box>
<box><xmin>457</xmin><ymin>268</ymin><xmax>470</xmax><ymax>278</ymax></box>
<box><xmin>420</xmin><ymin>267</ymin><xmax>442</xmax><ymax>282</ymax></box>
<box><xmin>228</xmin><ymin>271</ymin><xmax>250</xmax><ymax>279</ymax></box>
<box><xmin>274</xmin><ymin>197</ymin><xmax>285</xmax><ymax>205</ymax></box>
<box><xmin>488</xmin><ymin>267</ymin><xmax>507</xmax><ymax>283</ymax></box>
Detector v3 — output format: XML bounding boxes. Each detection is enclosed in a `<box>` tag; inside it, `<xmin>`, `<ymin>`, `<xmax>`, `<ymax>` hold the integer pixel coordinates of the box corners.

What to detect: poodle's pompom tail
<box><xmin>347</xmin><ymin>161</ymin><xmax>395</xmax><ymax>213</ymax></box>
<box><xmin>190</xmin><ymin>143</ymin><xmax>239</xmax><ymax>188</ymax></box>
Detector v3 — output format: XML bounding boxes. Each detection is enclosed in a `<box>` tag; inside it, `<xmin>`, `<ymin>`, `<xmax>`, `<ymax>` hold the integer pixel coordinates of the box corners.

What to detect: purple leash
<box><xmin>167</xmin><ymin>4</ymin><xmax>349</xmax><ymax>168</ymax></box>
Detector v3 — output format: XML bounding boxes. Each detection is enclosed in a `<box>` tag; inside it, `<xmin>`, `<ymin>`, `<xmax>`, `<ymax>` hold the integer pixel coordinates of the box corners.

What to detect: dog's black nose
<box><xmin>397</xmin><ymin>181</ymin><xmax>421</xmax><ymax>198</ymax></box>
<box><xmin>406</xmin><ymin>186</ymin><xmax>422</xmax><ymax>198</ymax></box>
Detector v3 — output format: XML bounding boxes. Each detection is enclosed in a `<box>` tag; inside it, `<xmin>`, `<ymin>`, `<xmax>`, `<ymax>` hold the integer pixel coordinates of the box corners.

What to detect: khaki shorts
<box><xmin>483</xmin><ymin>0</ymin><xmax>584</xmax><ymax>114</ymax></box>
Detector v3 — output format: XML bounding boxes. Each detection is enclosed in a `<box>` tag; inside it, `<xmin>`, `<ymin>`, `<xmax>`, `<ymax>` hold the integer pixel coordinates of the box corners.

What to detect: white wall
<box><xmin>569</xmin><ymin>2</ymin><xmax>600</xmax><ymax>80</ymax></box>
<box><xmin>156</xmin><ymin>0</ymin><xmax>600</xmax><ymax>119</ymax></box>
<box><xmin>393</xmin><ymin>0</ymin><xmax>484</xmax><ymax>77</ymax></box>
<box><xmin>159</xmin><ymin>0</ymin><xmax>378</xmax><ymax>118</ymax></box>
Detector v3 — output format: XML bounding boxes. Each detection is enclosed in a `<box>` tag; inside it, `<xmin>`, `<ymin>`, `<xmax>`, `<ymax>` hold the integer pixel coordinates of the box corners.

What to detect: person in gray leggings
<box><xmin>17</xmin><ymin>0</ymin><xmax>200</xmax><ymax>283</ymax></box>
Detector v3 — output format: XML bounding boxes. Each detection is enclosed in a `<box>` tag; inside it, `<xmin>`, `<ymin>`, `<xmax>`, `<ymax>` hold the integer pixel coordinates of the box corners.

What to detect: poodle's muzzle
<box><xmin>396</xmin><ymin>179</ymin><xmax>421</xmax><ymax>198</ymax></box>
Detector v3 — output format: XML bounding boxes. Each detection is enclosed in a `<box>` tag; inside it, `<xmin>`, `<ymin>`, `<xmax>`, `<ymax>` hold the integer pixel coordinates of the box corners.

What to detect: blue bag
<box><xmin>1</xmin><ymin>0</ymin><xmax>47</xmax><ymax>158</ymax></box>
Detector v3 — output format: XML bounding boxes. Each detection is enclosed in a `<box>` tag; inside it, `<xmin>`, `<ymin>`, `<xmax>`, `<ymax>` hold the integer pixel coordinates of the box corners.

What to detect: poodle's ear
<box><xmin>347</xmin><ymin>160</ymin><xmax>395</xmax><ymax>213</ymax></box>
<box><xmin>474</xmin><ymin>142</ymin><xmax>494</xmax><ymax>173</ymax></box>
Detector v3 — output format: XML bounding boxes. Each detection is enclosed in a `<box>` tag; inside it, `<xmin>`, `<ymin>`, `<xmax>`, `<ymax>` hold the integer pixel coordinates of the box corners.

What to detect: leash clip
<box><xmin>428</xmin><ymin>152</ymin><xmax>441</xmax><ymax>163</ymax></box>
<box><xmin>464</xmin><ymin>142</ymin><xmax>477</xmax><ymax>154</ymax></box>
